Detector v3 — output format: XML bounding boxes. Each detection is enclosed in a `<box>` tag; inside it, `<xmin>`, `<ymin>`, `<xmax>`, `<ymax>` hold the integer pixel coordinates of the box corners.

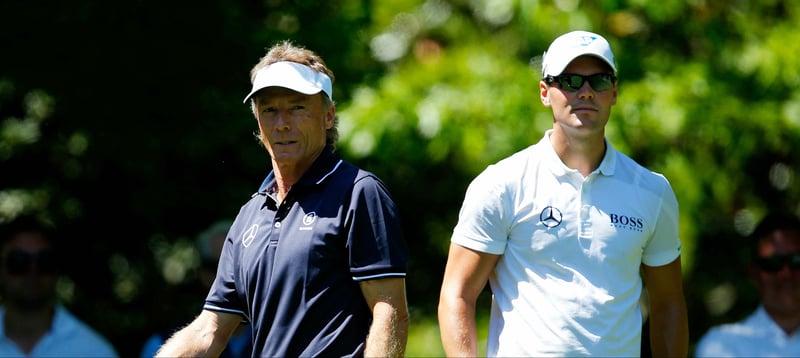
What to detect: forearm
<box><xmin>155</xmin><ymin>311</ymin><xmax>233</xmax><ymax>358</ymax></box>
<box><xmin>643</xmin><ymin>258</ymin><xmax>689</xmax><ymax>357</ymax></box>
<box><xmin>438</xmin><ymin>298</ymin><xmax>479</xmax><ymax>357</ymax></box>
<box><xmin>155</xmin><ymin>324</ymin><xmax>220</xmax><ymax>357</ymax></box>
<box><xmin>649</xmin><ymin>304</ymin><xmax>689</xmax><ymax>357</ymax></box>
<box><xmin>364</xmin><ymin>301</ymin><xmax>409</xmax><ymax>358</ymax></box>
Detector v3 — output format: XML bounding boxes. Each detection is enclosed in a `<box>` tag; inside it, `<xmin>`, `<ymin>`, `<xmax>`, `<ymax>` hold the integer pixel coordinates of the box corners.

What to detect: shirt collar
<box><xmin>754</xmin><ymin>304</ymin><xmax>800</xmax><ymax>338</ymax></box>
<box><xmin>257</xmin><ymin>147</ymin><xmax>342</xmax><ymax>194</ymax></box>
<box><xmin>542</xmin><ymin>129</ymin><xmax>617</xmax><ymax>177</ymax></box>
<box><xmin>596</xmin><ymin>138</ymin><xmax>616</xmax><ymax>176</ymax></box>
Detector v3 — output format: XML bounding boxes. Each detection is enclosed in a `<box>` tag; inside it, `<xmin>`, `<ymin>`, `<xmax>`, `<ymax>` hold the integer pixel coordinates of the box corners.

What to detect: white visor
<box><xmin>243</xmin><ymin>61</ymin><xmax>333</xmax><ymax>103</ymax></box>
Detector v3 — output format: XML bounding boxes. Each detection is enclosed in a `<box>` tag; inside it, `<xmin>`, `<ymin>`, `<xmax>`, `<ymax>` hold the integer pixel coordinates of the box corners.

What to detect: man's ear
<box><xmin>539</xmin><ymin>81</ymin><xmax>551</xmax><ymax>106</ymax></box>
<box><xmin>324</xmin><ymin>103</ymin><xmax>336</xmax><ymax>129</ymax></box>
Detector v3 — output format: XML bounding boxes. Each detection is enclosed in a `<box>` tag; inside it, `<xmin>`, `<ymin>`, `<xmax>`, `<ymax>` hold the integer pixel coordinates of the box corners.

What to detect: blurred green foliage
<box><xmin>1</xmin><ymin>0</ymin><xmax>799</xmax><ymax>356</ymax></box>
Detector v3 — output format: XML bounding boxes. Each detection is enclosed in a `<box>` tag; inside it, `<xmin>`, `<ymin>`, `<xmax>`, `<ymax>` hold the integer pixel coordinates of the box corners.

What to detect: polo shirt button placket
<box><xmin>274</xmin><ymin>198</ymin><xmax>291</xmax><ymax>230</ymax></box>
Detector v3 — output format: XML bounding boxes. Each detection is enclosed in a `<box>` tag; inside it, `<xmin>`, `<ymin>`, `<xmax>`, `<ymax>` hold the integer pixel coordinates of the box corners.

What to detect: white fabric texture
<box><xmin>0</xmin><ymin>304</ymin><xmax>118</xmax><ymax>357</ymax></box>
<box><xmin>695</xmin><ymin>305</ymin><xmax>800</xmax><ymax>357</ymax></box>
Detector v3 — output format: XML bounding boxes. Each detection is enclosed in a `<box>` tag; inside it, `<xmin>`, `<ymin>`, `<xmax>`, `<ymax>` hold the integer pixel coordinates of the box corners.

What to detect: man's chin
<box><xmin>14</xmin><ymin>296</ymin><xmax>56</xmax><ymax>311</ymax></box>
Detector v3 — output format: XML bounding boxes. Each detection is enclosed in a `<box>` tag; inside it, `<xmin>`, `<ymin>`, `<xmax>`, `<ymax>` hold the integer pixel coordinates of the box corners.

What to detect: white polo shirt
<box><xmin>452</xmin><ymin>130</ymin><xmax>681</xmax><ymax>357</ymax></box>
<box><xmin>0</xmin><ymin>305</ymin><xmax>118</xmax><ymax>357</ymax></box>
<box><xmin>695</xmin><ymin>305</ymin><xmax>800</xmax><ymax>357</ymax></box>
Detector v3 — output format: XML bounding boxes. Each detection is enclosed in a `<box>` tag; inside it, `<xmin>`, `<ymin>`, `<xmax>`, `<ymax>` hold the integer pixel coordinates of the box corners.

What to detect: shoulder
<box><xmin>52</xmin><ymin>306</ymin><xmax>118</xmax><ymax>356</ymax></box>
<box><xmin>336</xmin><ymin>161</ymin><xmax>391</xmax><ymax>193</ymax></box>
<box><xmin>694</xmin><ymin>308</ymin><xmax>769</xmax><ymax>357</ymax></box>
<box><xmin>493</xmin><ymin>144</ymin><xmax>541</xmax><ymax>170</ymax></box>
<box><xmin>469</xmin><ymin>145</ymin><xmax>538</xmax><ymax>191</ymax></box>
<box><xmin>611</xmin><ymin>150</ymin><xmax>674</xmax><ymax>193</ymax></box>
<box><xmin>694</xmin><ymin>322</ymin><xmax>749</xmax><ymax>357</ymax></box>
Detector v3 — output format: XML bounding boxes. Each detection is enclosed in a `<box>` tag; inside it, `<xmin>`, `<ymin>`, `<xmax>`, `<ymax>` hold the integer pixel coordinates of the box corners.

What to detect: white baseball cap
<box><xmin>243</xmin><ymin>61</ymin><xmax>333</xmax><ymax>103</ymax></box>
<box><xmin>541</xmin><ymin>30</ymin><xmax>616</xmax><ymax>77</ymax></box>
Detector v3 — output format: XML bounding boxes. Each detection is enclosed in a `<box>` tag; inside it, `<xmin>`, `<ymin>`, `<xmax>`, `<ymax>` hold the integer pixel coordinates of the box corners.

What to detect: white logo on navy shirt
<box><xmin>300</xmin><ymin>212</ymin><xmax>316</xmax><ymax>231</ymax></box>
<box><xmin>242</xmin><ymin>224</ymin><xmax>259</xmax><ymax>247</ymax></box>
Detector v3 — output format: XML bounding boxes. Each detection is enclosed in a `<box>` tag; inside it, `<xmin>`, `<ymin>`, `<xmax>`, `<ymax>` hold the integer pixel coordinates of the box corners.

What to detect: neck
<box><xmin>549</xmin><ymin>128</ymin><xmax>606</xmax><ymax>177</ymax></box>
<box><xmin>270</xmin><ymin>148</ymin><xmax>326</xmax><ymax>203</ymax></box>
<box><xmin>4</xmin><ymin>305</ymin><xmax>54</xmax><ymax>354</ymax></box>
<box><xmin>272</xmin><ymin>172</ymin><xmax>293</xmax><ymax>204</ymax></box>
<box><xmin>766</xmin><ymin>309</ymin><xmax>800</xmax><ymax>336</ymax></box>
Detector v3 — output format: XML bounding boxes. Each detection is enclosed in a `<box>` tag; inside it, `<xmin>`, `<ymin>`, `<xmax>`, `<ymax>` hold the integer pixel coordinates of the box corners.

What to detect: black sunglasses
<box><xmin>545</xmin><ymin>73</ymin><xmax>617</xmax><ymax>92</ymax></box>
<box><xmin>755</xmin><ymin>253</ymin><xmax>800</xmax><ymax>273</ymax></box>
<box><xmin>3</xmin><ymin>249</ymin><xmax>58</xmax><ymax>275</ymax></box>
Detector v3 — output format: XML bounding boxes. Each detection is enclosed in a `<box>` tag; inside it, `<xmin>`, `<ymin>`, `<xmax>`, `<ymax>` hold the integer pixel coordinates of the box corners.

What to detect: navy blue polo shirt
<box><xmin>204</xmin><ymin>148</ymin><xmax>408</xmax><ymax>358</ymax></box>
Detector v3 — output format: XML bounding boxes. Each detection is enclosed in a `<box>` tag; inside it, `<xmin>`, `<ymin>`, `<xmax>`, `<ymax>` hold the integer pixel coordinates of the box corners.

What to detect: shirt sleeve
<box><xmin>641</xmin><ymin>175</ymin><xmax>682</xmax><ymax>267</ymax></box>
<box><xmin>450</xmin><ymin>164</ymin><xmax>511</xmax><ymax>255</ymax></box>
<box><xmin>204</xmin><ymin>210</ymin><xmax>250</xmax><ymax>320</ymax></box>
<box><xmin>347</xmin><ymin>173</ymin><xmax>409</xmax><ymax>281</ymax></box>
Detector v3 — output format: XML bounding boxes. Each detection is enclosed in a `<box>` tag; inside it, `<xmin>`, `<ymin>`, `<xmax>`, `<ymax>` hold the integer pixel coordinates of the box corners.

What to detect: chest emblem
<box><xmin>303</xmin><ymin>212</ymin><xmax>317</xmax><ymax>225</ymax></box>
<box><xmin>539</xmin><ymin>206</ymin><xmax>563</xmax><ymax>228</ymax></box>
<box><xmin>242</xmin><ymin>224</ymin><xmax>259</xmax><ymax>247</ymax></box>
<box><xmin>300</xmin><ymin>212</ymin><xmax>316</xmax><ymax>231</ymax></box>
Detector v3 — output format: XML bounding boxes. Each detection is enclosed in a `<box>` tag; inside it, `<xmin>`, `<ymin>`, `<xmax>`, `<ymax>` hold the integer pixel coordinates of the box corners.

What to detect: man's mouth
<box><xmin>573</xmin><ymin>106</ymin><xmax>597</xmax><ymax>112</ymax></box>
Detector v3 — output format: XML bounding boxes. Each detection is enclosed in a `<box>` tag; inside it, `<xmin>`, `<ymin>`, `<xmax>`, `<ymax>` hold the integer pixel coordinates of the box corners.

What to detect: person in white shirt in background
<box><xmin>696</xmin><ymin>211</ymin><xmax>800</xmax><ymax>357</ymax></box>
<box><xmin>0</xmin><ymin>216</ymin><xmax>118</xmax><ymax>357</ymax></box>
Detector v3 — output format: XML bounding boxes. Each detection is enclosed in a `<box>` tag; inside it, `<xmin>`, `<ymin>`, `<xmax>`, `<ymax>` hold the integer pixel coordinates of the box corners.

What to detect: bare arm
<box><xmin>641</xmin><ymin>257</ymin><xmax>689</xmax><ymax>357</ymax></box>
<box><xmin>438</xmin><ymin>243</ymin><xmax>500</xmax><ymax>357</ymax></box>
<box><xmin>359</xmin><ymin>277</ymin><xmax>409</xmax><ymax>358</ymax></box>
<box><xmin>155</xmin><ymin>309</ymin><xmax>241</xmax><ymax>357</ymax></box>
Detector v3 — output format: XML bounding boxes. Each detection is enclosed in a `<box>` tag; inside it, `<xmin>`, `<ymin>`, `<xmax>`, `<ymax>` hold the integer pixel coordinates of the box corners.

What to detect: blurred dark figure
<box><xmin>695</xmin><ymin>212</ymin><xmax>800</xmax><ymax>356</ymax></box>
<box><xmin>139</xmin><ymin>220</ymin><xmax>251</xmax><ymax>358</ymax></box>
<box><xmin>0</xmin><ymin>216</ymin><xmax>118</xmax><ymax>357</ymax></box>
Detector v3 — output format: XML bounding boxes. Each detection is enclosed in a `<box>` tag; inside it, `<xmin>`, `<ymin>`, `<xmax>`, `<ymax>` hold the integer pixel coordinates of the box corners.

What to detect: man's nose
<box><xmin>576</xmin><ymin>81</ymin><xmax>595</xmax><ymax>99</ymax></box>
<box><xmin>274</xmin><ymin>110</ymin><xmax>291</xmax><ymax>129</ymax></box>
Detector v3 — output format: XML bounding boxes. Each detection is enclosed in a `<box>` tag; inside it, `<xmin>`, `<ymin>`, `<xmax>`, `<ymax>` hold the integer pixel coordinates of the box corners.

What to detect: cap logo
<box><xmin>576</xmin><ymin>36</ymin><xmax>597</xmax><ymax>46</ymax></box>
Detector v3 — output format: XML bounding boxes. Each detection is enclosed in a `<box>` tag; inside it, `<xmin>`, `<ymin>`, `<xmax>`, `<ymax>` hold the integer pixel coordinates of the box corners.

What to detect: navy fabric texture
<box><xmin>205</xmin><ymin>149</ymin><xmax>408</xmax><ymax>357</ymax></box>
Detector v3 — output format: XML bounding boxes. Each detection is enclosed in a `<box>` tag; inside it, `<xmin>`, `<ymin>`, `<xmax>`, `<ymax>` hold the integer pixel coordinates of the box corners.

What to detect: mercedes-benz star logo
<box><xmin>242</xmin><ymin>224</ymin><xmax>259</xmax><ymax>248</ymax></box>
<box><xmin>539</xmin><ymin>206</ymin><xmax>563</xmax><ymax>228</ymax></box>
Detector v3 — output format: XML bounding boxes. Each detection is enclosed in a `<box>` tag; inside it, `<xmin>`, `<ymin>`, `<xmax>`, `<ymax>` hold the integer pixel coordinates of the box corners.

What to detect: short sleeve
<box><xmin>451</xmin><ymin>165</ymin><xmax>511</xmax><ymax>255</ymax></box>
<box><xmin>347</xmin><ymin>174</ymin><xmax>408</xmax><ymax>281</ymax></box>
<box><xmin>204</xmin><ymin>210</ymin><xmax>250</xmax><ymax>320</ymax></box>
<box><xmin>642</xmin><ymin>176</ymin><xmax>681</xmax><ymax>267</ymax></box>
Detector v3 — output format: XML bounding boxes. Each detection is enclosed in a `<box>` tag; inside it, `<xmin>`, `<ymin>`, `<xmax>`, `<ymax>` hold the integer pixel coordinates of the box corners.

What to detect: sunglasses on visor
<box><xmin>545</xmin><ymin>73</ymin><xmax>617</xmax><ymax>92</ymax></box>
<box><xmin>2</xmin><ymin>249</ymin><xmax>58</xmax><ymax>275</ymax></box>
<box><xmin>755</xmin><ymin>253</ymin><xmax>800</xmax><ymax>273</ymax></box>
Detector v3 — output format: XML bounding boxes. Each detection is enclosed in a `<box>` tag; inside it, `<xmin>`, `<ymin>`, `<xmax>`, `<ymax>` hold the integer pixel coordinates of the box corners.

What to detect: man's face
<box><xmin>253</xmin><ymin>87</ymin><xmax>334</xmax><ymax>171</ymax></box>
<box><xmin>753</xmin><ymin>229</ymin><xmax>800</xmax><ymax>317</ymax></box>
<box><xmin>0</xmin><ymin>231</ymin><xmax>58</xmax><ymax>310</ymax></box>
<box><xmin>540</xmin><ymin>56</ymin><xmax>617</xmax><ymax>138</ymax></box>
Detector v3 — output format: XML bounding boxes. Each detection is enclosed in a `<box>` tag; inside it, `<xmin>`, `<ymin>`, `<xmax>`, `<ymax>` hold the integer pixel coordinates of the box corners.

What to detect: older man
<box><xmin>157</xmin><ymin>41</ymin><xmax>409</xmax><ymax>357</ymax></box>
